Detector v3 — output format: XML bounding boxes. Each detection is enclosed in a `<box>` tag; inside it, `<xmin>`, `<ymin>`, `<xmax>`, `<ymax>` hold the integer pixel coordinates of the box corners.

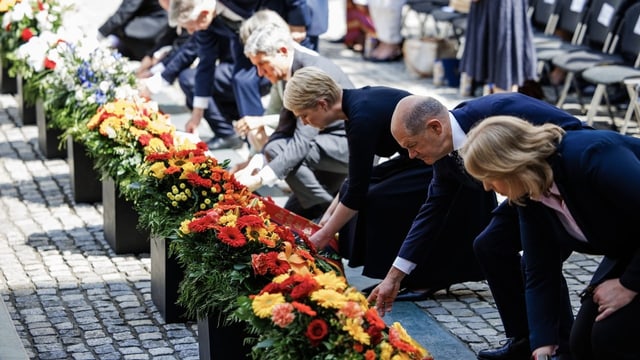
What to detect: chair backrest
<box><xmin>529</xmin><ymin>0</ymin><xmax>559</xmax><ymax>33</ymax></box>
<box><xmin>553</xmin><ymin>0</ymin><xmax>591</xmax><ymax>41</ymax></box>
<box><xmin>577</xmin><ymin>0</ymin><xmax>629</xmax><ymax>51</ymax></box>
<box><xmin>608</xmin><ymin>2</ymin><xmax>640</xmax><ymax>66</ymax></box>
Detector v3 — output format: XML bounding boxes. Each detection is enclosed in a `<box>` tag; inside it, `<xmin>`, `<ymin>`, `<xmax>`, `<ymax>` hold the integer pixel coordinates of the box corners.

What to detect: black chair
<box><xmin>528</xmin><ymin>0</ymin><xmax>561</xmax><ymax>44</ymax></box>
<box><xmin>402</xmin><ymin>0</ymin><xmax>450</xmax><ymax>37</ymax></box>
<box><xmin>549</xmin><ymin>0</ymin><xmax>631</xmax><ymax>110</ymax></box>
<box><xmin>534</xmin><ymin>0</ymin><xmax>591</xmax><ymax>71</ymax></box>
<box><xmin>580</xmin><ymin>2</ymin><xmax>640</xmax><ymax>131</ymax></box>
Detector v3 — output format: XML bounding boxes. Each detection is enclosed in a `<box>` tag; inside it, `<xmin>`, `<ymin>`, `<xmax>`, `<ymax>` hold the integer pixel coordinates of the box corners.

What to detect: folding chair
<box><xmin>402</xmin><ymin>0</ymin><xmax>450</xmax><ymax>37</ymax></box>
<box><xmin>580</xmin><ymin>2</ymin><xmax>640</xmax><ymax>131</ymax></box>
<box><xmin>549</xmin><ymin>0</ymin><xmax>632</xmax><ymax>111</ymax></box>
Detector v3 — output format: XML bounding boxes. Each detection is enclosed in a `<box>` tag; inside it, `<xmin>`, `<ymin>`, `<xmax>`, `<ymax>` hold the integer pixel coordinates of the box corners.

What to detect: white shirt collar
<box><xmin>449</xmin><ymin>112</ymin><xmax>467</xmax><ymax>151</ymax></box>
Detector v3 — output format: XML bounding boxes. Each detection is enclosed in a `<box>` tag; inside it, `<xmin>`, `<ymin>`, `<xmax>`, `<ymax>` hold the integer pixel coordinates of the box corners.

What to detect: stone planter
<box><xmin>67</xmin><ymin>135</ymin><xmax>101</xmax><ymax>203</ymax></box>
<box><xmin>0</xmin><ymin>60</ymin><xmax>17</xmax><ymax>94</ymax></box>
<box><xmin>151</xmin><ymin>235</ymin><xmax>191</xmax><ymax>323</ymax></box>
<box><xmin>102</xmin><ymin>177</ymin><xmax>149</xmax><ymax>254</ymax></box>
<box><xmin>197</xmin><ymin>315</ymin><xmax>252</xmax><ymax>360</ymax></box>
<box><xmin>16</xmin><ymin>74</ymin><xmax>36</xmax><ymax>125</ymax></box>
<box><xmin>36</xmin><ymin>99</ymin><xmax>66</xmax><ymax>159</ymax></box>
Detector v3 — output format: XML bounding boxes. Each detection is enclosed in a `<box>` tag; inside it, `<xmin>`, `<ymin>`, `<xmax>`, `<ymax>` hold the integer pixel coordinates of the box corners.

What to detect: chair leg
<box><xmin>601</xmin><ymin>89</ymin><xmax>618</xmax><ymax>132</ymax></box>
<box><xmin>585</xmin><ymin>84</ymin><xmax>606</xmax><ymax>127</ymax></box>
<box><xmin>622</xmin><ymin>83</ymin><xmax>640</xmax><ymax>134</ymax></box>
<box><xmin>556</xmin><ymin>72</ymin><xmax>574</xmax><ymax>108</ymax></box>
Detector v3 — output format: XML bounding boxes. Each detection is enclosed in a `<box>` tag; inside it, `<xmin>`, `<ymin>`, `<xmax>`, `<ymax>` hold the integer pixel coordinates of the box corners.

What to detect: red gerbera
<box><xmin>186</xmin><ymin>172</ymin><xmax>212</xmax><ymax>188</ymax></box>
<box><xmin>165</xmin><ymin>166</ymin><xmax>181</xmax><ymax>175</ymax></box>
<box><xmin>305</xmin><ymin>318</ymin><xmax>329</xmax><ymax>346</ymax></box>
<box><xmin>217</xmin><ymin>226</ymin><xmax>247</xmax><ymax>247</ymax></box>
<box><xmin>159</xmin><ymin>132</ymin><xmax>174</xmax><ymax>147</ymax></box>
<box><xmin>237</xmin><ymin>214</ymin><xmax>265</xmax><ymax>229</ymax></box>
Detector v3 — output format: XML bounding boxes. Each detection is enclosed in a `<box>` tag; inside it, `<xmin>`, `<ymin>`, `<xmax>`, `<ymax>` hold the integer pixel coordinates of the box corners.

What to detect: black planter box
<box><xmin>102</xmin><ymin>177</ymin><xmax>149</xmax><ymax>254</ymax></box>
<box><xmin>16</xmin><ymin>74</ymin><xmax>36</xmax><ymax>125</ymax></box>
<box><xmin>36</xmin><ymin>99</ymin><xmax>66</xmax><ymax>159</ymax></box>
<box><xmin>198</xmin><ymin>315</ymin><xmax>252</xmax><ymax>360</ymax></box>
<box><xmin>1</xmin><ymin>62</ymin><xmax>17</xmax><ymax>94</ymax></box>
<box><xmin>67</xmin><ymin>136</ymin><xmax>101</xmax><ymax>203</ymax></box>
<box><xmin>151</xmin><ymin>235</ymin><xmax>191</xmax><ymax>323</ymax></box>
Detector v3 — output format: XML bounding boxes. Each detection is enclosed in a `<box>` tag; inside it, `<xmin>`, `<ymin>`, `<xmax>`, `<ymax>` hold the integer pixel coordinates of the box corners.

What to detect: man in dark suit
<box><xmin>368</xmin><ymin>93</ymin><xmax>589</xmax><ymax>360</ymax></box>
<box><xmin>99</xmin><ymin>0</ymin><xmax>169</xmax><ymax>61</ymax></box>
<box><xmin>235</xmin><ymin>23</ymin><xmax>351</xmax><ymax>220</ymax></box>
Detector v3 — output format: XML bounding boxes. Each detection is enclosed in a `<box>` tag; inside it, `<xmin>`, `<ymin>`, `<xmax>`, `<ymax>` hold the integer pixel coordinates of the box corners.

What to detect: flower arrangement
<box><xmin>37</xmin><ymin>38</ymin><xmax>138</xmax><ymax>141</ymax></box>
<box><xmin>0</xmin><ymin>0</ymin><xmax>72</xmax><ymax>65</ymax></box>
<box><xmin>131</xmin><ymin>142</ymin><xmax>240</xmax><ymax>237</ymax></box>
<box><xmin>81</xmin><ymin>98</ymin><xmax>176</xmax><ymax>192</ymax></box>
<box><xmin>170</xmin><ymin>194</ymin><xmax>331</xmax><ymax>322</ymax></box>
<box><xmin>236</xmin><ymin>271</ymin><xmax>434</xmax><ymax>360</ymax></box>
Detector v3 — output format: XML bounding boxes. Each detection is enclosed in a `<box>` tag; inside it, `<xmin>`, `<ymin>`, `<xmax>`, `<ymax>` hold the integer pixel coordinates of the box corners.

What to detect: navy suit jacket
<box><xmin>398</xmin><ymin>93</ymin><xmax>586</xmax><ymax>264</ymax></box>
<box><xmin>520</xmin><ymin>129</ymin><xmax>640</xmax><ymax>348</ymax></box>
<box><xmin>265</xmin><ymin>46</ymin><xmax>353</xmax><ymax>178</ymax></box>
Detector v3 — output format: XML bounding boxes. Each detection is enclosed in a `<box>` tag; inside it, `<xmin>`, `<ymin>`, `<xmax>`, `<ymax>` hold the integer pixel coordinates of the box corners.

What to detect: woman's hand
<box><xmin>309</xmin><ymin>228</ymin><xmax>335</xmax><ymax>250</ymax></box>
<box><xmin>593</xmin><ymin>278</ymin><xmax>638</xmax><ymax>321</ymax></box>
<box><xmin>532</xmin><ymin>345</ymin><xmax>558</xmax><ymax>359</ymax></box>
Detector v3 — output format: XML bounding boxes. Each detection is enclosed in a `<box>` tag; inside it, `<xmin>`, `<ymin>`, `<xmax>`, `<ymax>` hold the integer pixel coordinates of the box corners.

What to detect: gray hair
<box><xmin>243</xmin><ymin>24</ymin><xmax>293</xmax><ymax>58</ymax></box>
<box><xmin>403</xmin><ymin>97</ymin><xmax>448</xmax><ymax>135</ymax></box>
<box><xmin>168</xmin><ymin>0</ymin><xmax>214</xmax><ymax>27</ymax></box>
<box><xmin>239</xmin><ymin>9</ymin><xmax>289</xmax><ymax>44</ymax></box>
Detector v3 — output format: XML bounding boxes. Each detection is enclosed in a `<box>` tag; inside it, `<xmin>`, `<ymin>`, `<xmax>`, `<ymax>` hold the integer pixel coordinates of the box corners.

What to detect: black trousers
<box><xmin>570</xmin><ymin>288</ymin><xmax>640</xmax><ymax>359</ymax></box>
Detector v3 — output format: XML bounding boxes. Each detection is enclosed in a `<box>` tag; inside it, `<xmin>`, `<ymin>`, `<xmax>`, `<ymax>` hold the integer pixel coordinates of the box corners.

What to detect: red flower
<box><xmin>364</xmin><ymin>350</ymin><xmax>376</xmax><ymax>360</ymax></box>
<box><xmin>160</xmin><ymin>132</ymin><xmax>174</xmax><ymax>148</ymax></box>
<box><xmin>43</xmin><ymin>57</ymin><xmax>56</xmax><ymax>69</ymax></box>
<box><xmin>217</xmin><ymin>226</ymin><xmax>247</xmax><ymax>247</ymax></box>
<box><xmin>237</xmin><ymin>214</ymin><xmax>265</xmax><ymax>229</ymax></box>
<box><xmin>186</xmin><ymin>172</ymin><xmax>212</xmax><ymax>188</ymax></box>
<box><xmin>21</xmin><ymin>28</ymin><xmax>34</xmax><ymax>41</ymax></box>
<box><xmin>37</xmin><ymin>1</ymin><xmax>44</xmax><ymax>11</ymax></box>
<box><xmin>133</xmin><ymin>119</ymin><xmax>148</xmax><ymax>128</ymax></box>
<box><xmin>290</xmin><ymin>278</ymin><xmax>319</xmax><ymax>300</ymax></box>
<box><xmin>138</xmin><ymin>133</ymin><xmax>152</xmax><ymax>146</ymax></box>
<box><xmin>292</xmin><ymin>301</ymin><xmax>317</xmax><ymax>316</ymax></box>
<box><xmin>165</xmin><ymin>166</ymin><xmax>181</xmax><ymax>175</ymax></box>
<box><xmin>388</xmin><ymin>327</ymin><xmax>420</xmax><ymax>354</ymax></box>
<box><xmin>305</xmin><ymin>319</ymin><xmax>329</xmax><ymax>346</ymax></box>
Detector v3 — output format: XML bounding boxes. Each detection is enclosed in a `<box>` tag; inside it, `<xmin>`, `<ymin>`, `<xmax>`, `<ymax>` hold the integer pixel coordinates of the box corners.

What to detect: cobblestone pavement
<box><xmin>0</xmin><ymin>1</ymin><xmax>630</xmax><ymax>359</ymax></box>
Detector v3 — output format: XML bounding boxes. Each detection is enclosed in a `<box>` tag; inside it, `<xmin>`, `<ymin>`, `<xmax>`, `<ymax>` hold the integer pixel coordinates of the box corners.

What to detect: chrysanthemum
<box><xmin>271</xmin><ymin>302</ymin><xmax>295</xmax><ymax>328</ymax></box>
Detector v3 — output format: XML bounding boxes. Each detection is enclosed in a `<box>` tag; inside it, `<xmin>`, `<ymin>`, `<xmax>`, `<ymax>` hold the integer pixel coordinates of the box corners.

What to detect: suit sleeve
<box><xmin>161</xmin><ymin>36</ymin><xmax>198</xmax><ymax>84</ymax></box>
<box><xmin>194</xmin><ymin>27</ymin><xmax>220</xmax><ymax>100</ymax></box>
<box><xmin>266</xmin><ymin>116</ymin><xmax>319</xmax><ymax>178</ymax></box>
<box><xmin>99</xmin><ymin>0</ymin><xmax>144</xmax><ymax>36</ymax></box>
<box><xmin>396</xmin><ymin>160</ymin><xmax>468</xmax><ymax>263</ymax></box>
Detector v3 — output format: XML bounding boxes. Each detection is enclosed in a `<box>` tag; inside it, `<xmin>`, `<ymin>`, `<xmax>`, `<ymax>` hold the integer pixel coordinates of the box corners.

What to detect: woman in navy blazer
<box><xmin>461</xmin><ymin>116</ymin><xmax>640</xmax><ymax>360</ymax></box>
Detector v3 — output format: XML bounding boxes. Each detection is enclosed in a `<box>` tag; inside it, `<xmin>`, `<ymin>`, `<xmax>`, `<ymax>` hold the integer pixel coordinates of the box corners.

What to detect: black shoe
<box><xmin>394</xmin><ymin>288</ymin><xmax>437</xmax><ymax>302</ymax></box>
<box><xmin>207</xmin><ymin>135</ymin><xmax>243</xmax><ymax>150</ymax></box>
<box><xmin>477</xmin><ymin>337</ymin><xmax>530</xmax><ymax>360</ymax></box>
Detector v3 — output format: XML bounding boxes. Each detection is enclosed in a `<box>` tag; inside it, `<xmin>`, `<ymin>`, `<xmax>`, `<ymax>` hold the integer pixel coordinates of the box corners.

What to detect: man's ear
<box><xmin>426</xmin><ymin>118</ymin><xmax>443</xmax><ymax>135</ymax></box>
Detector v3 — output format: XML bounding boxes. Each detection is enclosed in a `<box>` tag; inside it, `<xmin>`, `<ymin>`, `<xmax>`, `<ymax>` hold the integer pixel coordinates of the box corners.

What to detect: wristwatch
<box><xmin>534</xmin><ymin>355</ymin><xmax>552</xmax><ymax>360</ymax></box>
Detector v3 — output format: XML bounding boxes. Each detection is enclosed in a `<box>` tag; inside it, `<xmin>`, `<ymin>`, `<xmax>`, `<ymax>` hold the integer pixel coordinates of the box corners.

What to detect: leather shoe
<box><xmin>394</xmin><ymin>288</ymin><xmax>436</xmax><ymax>302</ymax></box>
<box><xmin>207</xmin><ymin>135</ymin><xmax>243</xmax><ymax>150</ymax></box>
<box><xmin>477</xmin><ymin>337</ymin><xmax>530</xmax><ymax>360</ymax></box>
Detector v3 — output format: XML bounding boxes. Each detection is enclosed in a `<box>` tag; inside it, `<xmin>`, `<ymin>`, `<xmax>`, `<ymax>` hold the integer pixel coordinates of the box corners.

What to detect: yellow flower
<box><xmin>390</xmin><ymin>323</ymin><xmax>428</xmax><ymax>358</ymax></box>
<box><xmin>252</xmin><ymin>293</ymin><xmax>285</xmax><ymax>318</ymax></box>
<box><xmin>178</xmin><ymin>162</ymin><xmax>197</xmax><ymax>179</ymax></box>
<box><xmin>380</xmin><ymin>341</ymin><xmax>393</xmax><ymax>360</ymax></box>
<box><xmin>311</xmin><ymin>289</ymin><xmax>347</xmax><ymax>309</ymax></box>
<box><xmin>179</xmin><ymin>218</ymin><xmax>192</xmax><ymax>235</ymax></box>
<box><xmin>218</xmin><ymin>212</ymin><xmax>238</xmax><ymax>226</ymax></box>
<box><xmin>272</xmin><ymin>273</ymin><xmax>290</xmax><ymax>283</ymax></box>
<box><xmin>0</xmin><ymin>0</ymin><xmax>18</xmax><ymax>12</ymax></box>
<box><xmin>145</xmin><ymin>137</ymin><xmax>168</xmax><ymax>154</ymax></box>
<box><xmin>148</xmin><ymin>162</ymin><xmax>167</xmax><ymax>179</ymax></box>
<box><xmin>342</xmin><ymin>318</ymin><xmax>370</xmax><ymax>345</ymax></box>
<box><xmin>314</xmin><ymin>272</ymin><xmax>348</xmax><ymax>291</ymax></box>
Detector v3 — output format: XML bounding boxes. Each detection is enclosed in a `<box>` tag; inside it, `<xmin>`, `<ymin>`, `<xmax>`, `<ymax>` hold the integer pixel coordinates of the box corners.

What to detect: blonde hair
<box><xmin>460</xmin><ymin>116</ymin><xmax>565</xmax><ymax>205</ymax></box>
<box><xmin>239</xmin><ymin>9</ymin><xmax>289</xmax><ymax>44</ymax></box>
<box><xmin>283</xmin><ymin>67</ymin><xmax>342</xmax><ymax>112</ymax></box>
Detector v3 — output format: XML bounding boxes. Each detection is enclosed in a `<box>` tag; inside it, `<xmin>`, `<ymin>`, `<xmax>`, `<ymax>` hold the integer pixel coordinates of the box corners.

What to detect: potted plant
<box><xmin>132</xmin><ymin>140</ymin><xmax>227</xmax><ymax>323</ymax></box>
<box><xmin>236</xmin><ymin>271</ymin><xmax>435</xmax><ymax>360</ymax></box>
<box><xmin>38</xmin><ymin>37</ymin><xmax>137</xmax><ymax>191</ymax></box>
<box><xmin>81</xmin><ymin>98</ymin><xmax>175</xmax><ymax>254</ymax></box>
<box><xmin>171</xmin><ymin>191</ymin><xmax>336</xmax><ymax>358</ymax></box>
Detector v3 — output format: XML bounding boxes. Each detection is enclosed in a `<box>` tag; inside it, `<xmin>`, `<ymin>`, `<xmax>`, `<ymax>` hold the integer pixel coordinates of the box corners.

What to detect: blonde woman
<box><xmin>461</xmin><ymin>116</ymin><xmax>640</xmax><ymax>360</ymax></box>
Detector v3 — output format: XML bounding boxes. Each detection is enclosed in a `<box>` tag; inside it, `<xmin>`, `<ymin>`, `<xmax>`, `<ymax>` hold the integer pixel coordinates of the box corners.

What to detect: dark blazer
<box><xmin>98</xmin><ymin>0</ymin><xmax>167</xmax><ymax>41</ymax></box>
<box><xmin>398</xmin><ymin>92</ymin><xmax>586</xmax><ymax>264</ymax></box>
<box><xmin>339</xmin><ymin>86</ymin><xmax>413</xmax><ymax>210</ymax></box>
<box><xmin>160</xmin><ymin>35</ymin><xmax>198</xmax><ymax>84</ymax></box>
<box><xmin>520</xmin><ymin>129</ymin><xmax>640</xmax><ymax>348</ymax></box>
<box><xmin>265</xmin><ymin>46</ymin><xmax>353</xmax><ymax>178</ymax></box>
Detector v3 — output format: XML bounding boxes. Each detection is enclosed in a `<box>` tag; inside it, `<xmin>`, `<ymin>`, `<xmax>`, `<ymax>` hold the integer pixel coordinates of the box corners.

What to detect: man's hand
<box><xmin>367</xmin><ymin>267</ymin><xmax>406</xmax><ymax>316</ymax></box>
<box><xmin>186</xmin><ymin>109</ymin><xmax>205</xmax><ymax>133</ymax></box>
<box><xmin>235</xmin><ymin>173</ymin><xmax>262</xmax><ymax>192</ymax></box>
<box><xmin>593</xmin><ymin>278</ymin><xmax>637</xmax><ymax>321</ymax></box>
